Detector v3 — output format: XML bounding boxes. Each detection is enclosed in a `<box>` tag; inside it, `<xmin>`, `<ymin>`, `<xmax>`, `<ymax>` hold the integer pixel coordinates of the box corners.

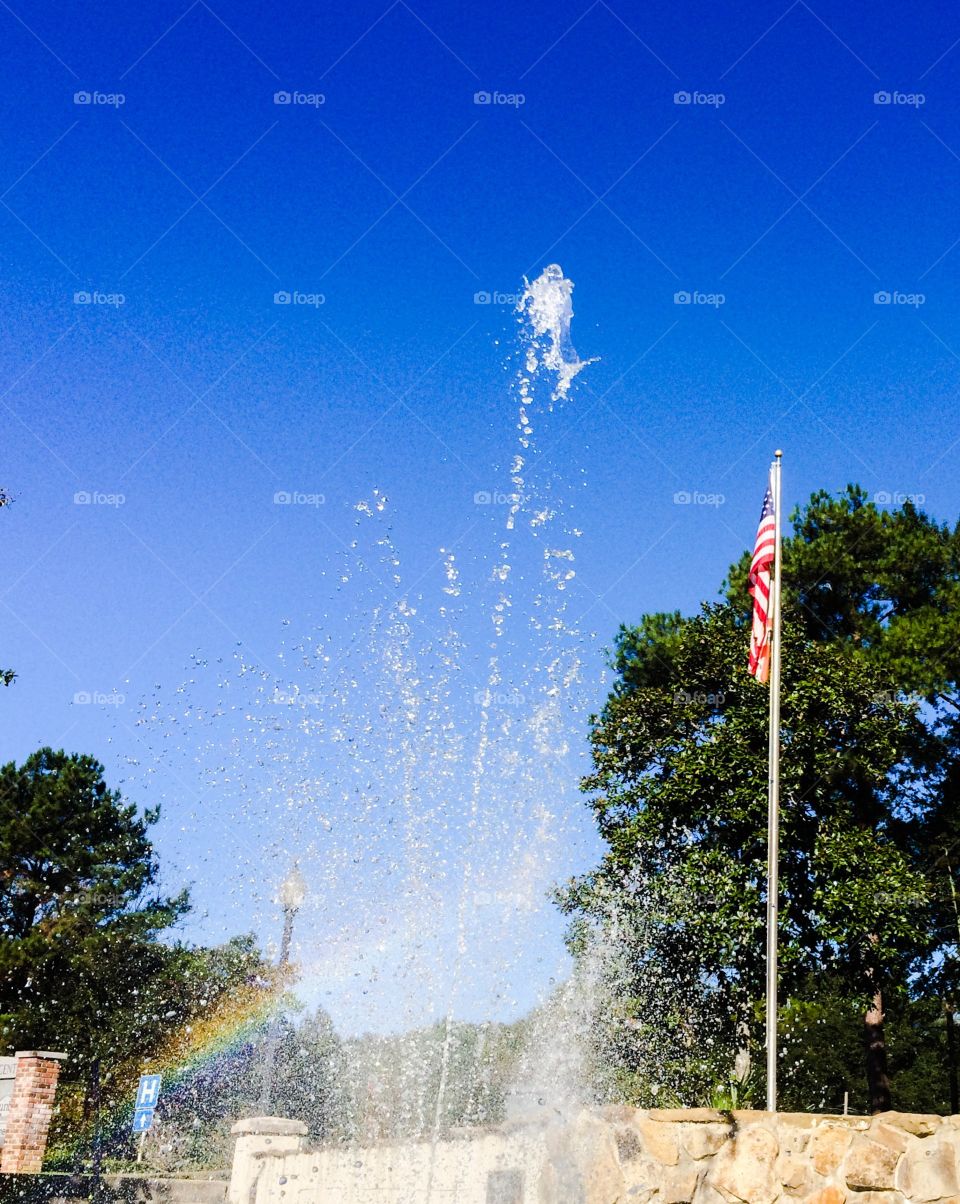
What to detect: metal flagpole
<box><xmin>765</xmin><ymin>450</ymin><xmax>784</xmax><ymax>1112</ymax></box>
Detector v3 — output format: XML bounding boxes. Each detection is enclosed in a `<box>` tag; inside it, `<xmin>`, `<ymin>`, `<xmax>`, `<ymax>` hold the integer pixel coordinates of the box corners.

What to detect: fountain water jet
<box><xmin>119</xmin><ymin>265</ymin><xmax>603</xmax><ymax>1161</ymax></box>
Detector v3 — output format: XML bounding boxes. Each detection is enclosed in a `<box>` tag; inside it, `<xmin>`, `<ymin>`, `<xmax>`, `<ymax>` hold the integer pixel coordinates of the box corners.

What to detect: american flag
<box><xmin>748</xmin><ymin>479</ymin><xmax>776</xmax><ymax>683</ymax></box>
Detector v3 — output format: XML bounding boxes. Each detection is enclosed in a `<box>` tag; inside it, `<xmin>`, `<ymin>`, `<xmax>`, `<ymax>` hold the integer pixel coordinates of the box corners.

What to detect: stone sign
<box><xmin>0</xmin><ymin>1057</ymin><xmax>17</xmax><ymax>1144</ymax></box>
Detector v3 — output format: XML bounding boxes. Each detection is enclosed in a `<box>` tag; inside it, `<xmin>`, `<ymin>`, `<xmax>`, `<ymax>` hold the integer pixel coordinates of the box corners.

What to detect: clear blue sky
<box><xmin>3</xmin><ymin>0</ymin><xmax>960</xmax><ymax>1034</ymax></box>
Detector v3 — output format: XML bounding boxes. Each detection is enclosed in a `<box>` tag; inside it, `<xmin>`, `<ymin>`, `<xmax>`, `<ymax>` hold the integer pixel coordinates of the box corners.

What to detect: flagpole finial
<box><xmin>774</xmin><ymin>449</ymin><xmax>783</xmax><ymax>459</ymax></box>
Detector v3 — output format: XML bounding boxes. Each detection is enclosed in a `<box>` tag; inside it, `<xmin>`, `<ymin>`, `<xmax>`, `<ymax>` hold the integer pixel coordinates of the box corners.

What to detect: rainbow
<box><xmin>49</xmin><ymin>978</ymin><xmax>284</xmax><ymax>1166</ymax></box>
<box><xmin>142</xmin><ymin>981</ymin><xmax>277</xmax><ymax>1098</ymax></box>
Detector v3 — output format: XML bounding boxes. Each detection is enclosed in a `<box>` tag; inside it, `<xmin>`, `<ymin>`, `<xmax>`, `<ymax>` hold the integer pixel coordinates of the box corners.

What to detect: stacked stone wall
<box><xmin>230</xmin><ymin>1108</ymin><xmax>960</xmax><ymax>1203</ymax></box>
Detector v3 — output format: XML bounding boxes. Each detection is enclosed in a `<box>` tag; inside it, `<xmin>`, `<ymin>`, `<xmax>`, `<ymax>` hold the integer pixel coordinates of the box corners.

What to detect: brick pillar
<box><xmin>0</xmin><ymin>1051</ymin><xmax>67</xmax><ymax>1174</ymax></box>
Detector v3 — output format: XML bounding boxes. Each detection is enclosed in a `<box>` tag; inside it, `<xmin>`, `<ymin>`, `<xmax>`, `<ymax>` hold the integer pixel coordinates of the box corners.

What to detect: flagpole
<box><xmin>765</xmin><ymin>449</ymin><xmax>783</xmax><ymax>1112</ymax></box>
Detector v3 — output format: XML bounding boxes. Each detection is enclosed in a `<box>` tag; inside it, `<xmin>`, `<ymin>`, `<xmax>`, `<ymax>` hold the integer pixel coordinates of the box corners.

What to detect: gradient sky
<box><xmin>3</xmin><ymin>0</ymin><xmax>960</xmax><ymax>1034</ymax></box>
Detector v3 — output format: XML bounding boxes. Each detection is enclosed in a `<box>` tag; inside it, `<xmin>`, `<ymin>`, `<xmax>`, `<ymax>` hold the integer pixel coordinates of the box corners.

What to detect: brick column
<box><xmin>0</xmin><ymin>1051</ymin><xmax>67</xmax><ymax>1174</ymax></box>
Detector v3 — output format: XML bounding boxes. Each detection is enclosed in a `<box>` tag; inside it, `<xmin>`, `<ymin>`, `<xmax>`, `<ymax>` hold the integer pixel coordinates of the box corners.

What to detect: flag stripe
<box><xmin>748</xmin><ymin>479</ymin><xmax>776</xmax><ymax>683</ymax></box>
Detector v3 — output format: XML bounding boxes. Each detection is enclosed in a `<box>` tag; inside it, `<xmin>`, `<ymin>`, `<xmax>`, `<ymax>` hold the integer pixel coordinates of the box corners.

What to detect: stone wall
<box><xmin>599</xmin><ymin>1107</ymin><xmax>960</xmax><ymax>1203</ymax></box>
<box><xmin>229</xmin><ymin>1108</ymin><xmax>960</xmax><ymax>1203</ymax></box>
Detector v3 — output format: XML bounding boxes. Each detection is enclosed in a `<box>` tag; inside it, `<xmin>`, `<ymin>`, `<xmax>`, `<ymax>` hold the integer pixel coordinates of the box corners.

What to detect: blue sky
<box><xmin>3</xmin><ymin>0</ymin><xmax>960</xmax><ymax>1034</ymax></box>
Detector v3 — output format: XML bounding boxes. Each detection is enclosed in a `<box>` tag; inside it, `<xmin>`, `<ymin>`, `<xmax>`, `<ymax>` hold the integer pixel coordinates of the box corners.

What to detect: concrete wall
<box><xmin>258</xmin><ymin>1130</ymin><xmax>543</xmax><ymax>1204</ymax></box>
<box><xmin>229</xmin><ymin>1108</ymin><xmax>960</xmax><ymax>1204</ymax></box>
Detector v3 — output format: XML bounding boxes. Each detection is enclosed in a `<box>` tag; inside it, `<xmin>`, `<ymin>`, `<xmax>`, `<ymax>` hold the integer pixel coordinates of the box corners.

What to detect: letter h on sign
<box><xmin>136</xmin><ymin>1075</ymin><xmax>162</xmax><ymax>1108</ymax></box>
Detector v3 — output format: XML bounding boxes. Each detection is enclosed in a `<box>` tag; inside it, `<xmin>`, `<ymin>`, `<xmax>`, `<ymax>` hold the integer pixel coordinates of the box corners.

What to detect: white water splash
<box><xmin>119</xmin><ymin>268</ymin><xmax>606</xmax><ymax>1159</ymax></box>
<box><xmin>518</xmin><ymin>264</ymin><xmax>596</xmax><ymax>401</ymax></box>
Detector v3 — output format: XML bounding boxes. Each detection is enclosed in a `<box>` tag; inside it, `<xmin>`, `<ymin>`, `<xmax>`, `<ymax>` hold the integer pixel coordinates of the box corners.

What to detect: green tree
<box><xmin>725</xmin><ymin>486</ymin><xmax>960</xmax><ymax>697</ymax></box>
<box><xmin>727</xmin><ymin>486</ymin><xmax>960</xmax><ymax>1107</ymax></box>
<box><xmin>270</xmin><ymin>1008</ymin><xmax>344</xmax><ymax>1140</ymax></box>
<box><xmin>45</xmin><ymin>933</ymin><xmax>276</xmax><ymax>1171</ymax></box>
<box><xmin>0</xmin><ymin>747</ymin><xmax>295</xmax><ymax>1170</ymax></box>
<box><xmin>562</xmin><ymin>486</ymin><xmax>960</xmax><ymax>1111</ymax></box>
<box><xmin>337</xmin><ymin>1018</ymin><xmax>526</xmax><ymax>1141</ymax></box>
<box><xmin>562</xmin><ymin>604</ymin><xmax>925</xmax><ymax>1110</ymax></box>
<box><xmin>0</xmin><ymin>748</ymin><xmax>189</xmax><ymax>1070</ymax></box>
<box><xmin>778</xmin><ymin>977</ymin><xmax>952</xmax><ymax>1114</ymax></box>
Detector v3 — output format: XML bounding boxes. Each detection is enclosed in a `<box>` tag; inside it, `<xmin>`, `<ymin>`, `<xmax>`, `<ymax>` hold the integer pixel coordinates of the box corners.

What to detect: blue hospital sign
<box><xmin>132</xmin><ymin>1108</ymin><xmax>154</xmax><ymax>1133</ymax></box>
<box><xmin>132</xmin><ymin>1074</ymin><xmax>162</xmax><ymax>1132</ymax></box>
<box><xmin>136</xmin><ymin>1074</ymin><xmax>162</xmax><ymax>1109</ymax></box>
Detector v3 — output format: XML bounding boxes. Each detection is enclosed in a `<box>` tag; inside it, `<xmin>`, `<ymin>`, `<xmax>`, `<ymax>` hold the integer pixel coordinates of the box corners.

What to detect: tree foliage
<box><xmin>0</xmin><ymin>748</ymin><xmax>190</xmax><ymax>1069</ymax></box>
<box><xmin>562</xmin><ymin>486</ymin><xmax>960</xmax><ymax>1111</ymax></box>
